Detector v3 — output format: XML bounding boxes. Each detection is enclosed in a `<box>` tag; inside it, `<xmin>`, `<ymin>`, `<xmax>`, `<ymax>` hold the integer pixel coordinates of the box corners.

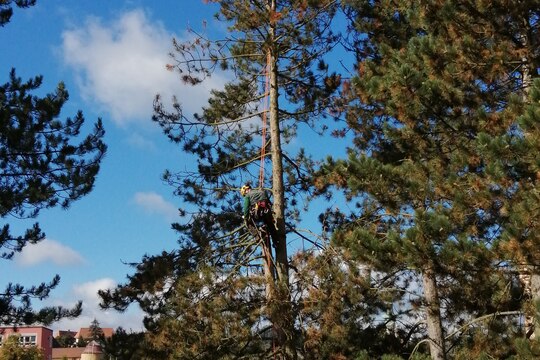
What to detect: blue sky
<box><xmin>1</xmin><ymin>0</ymin><xmax>353</xmax><ymax>334</ymax></box>
<box><xmin>0</xmin><ymin>0</ymin><xmax>229</xmax><ymax>333</ymax></box>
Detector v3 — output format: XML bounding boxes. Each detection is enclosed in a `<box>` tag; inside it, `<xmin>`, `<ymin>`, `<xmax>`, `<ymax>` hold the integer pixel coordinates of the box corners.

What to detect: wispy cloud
<box><xmin>14</xmin><ymin>239</ymin><xmax>85</xmax><ymax>267</ymax></box>
<box><xmin>125</xmin><ymin>131</ymin><xmax>157</xmax><ymax>150</ymax></box>
<box><xmin>60</xmin><ymin>9</ymin><xmax>226</xmax><ymax>126</ymax></box>
<box><xmin>49</xmin><ymin>278</ymin><xmax>145</xmax><ymax>333</ymax></box>
<box><xmin>73</xmin><ymin>278</ymin><xmax>116</xmax><ymax>305</ymax></box>
<box><xmin>133</xmin><ymin>191</ymin><xmax>178</xmax><ymax>221</ymax></box>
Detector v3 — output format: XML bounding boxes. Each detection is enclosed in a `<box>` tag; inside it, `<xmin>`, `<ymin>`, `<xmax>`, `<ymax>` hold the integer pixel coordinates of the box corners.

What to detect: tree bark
<box><xmin>266</xmin><ymin>0</ymin><xmax>296</xmax><ymax>358</ymax></box>
<box><xmin>517</xmin><ymin>28</ymin><xmax>540</xmax><ymax>340</ymax></box>
<box><xmin>518</xmin><ymin>264</ymin><xmax>537</xmax><ymax>339</ymax></box>
<box><xmin>422</xmin><ymin>264</ymin><xmax>446</xmax><ymax>360</ymax></box>
<box><xmin>267</xmin><ymin>9</ymin><xmax>287</xmax><ymax>285</ymax></box>
<box><xmin>261</xmin><ymin>232</ymin><xmax>276</xmax><ymax>299</ymax></box>
<box><xmin>531</xmin><ymin>269</ymin><xmax>540</xmax><ymax>339</ymax></box>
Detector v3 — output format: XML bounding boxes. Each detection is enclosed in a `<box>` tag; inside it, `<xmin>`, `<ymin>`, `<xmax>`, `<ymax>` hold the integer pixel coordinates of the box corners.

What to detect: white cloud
<box><xmin>133</xmin><ymin>191</ymin><xmax>178</xmax><ymax>221</ymax></box>
<box><xmin>73</xmin><ymin>278</ymin><xmax>117</xmax><ymax>305</ymax></box>
<box><xmin>14</xmin><ymin>239</ymin><xmax>85</xmax><ymax>267</ymax></box>
<box><xmin>125</xmin><ymin>131</ymin><xmax>156</xmax><ymax>150</ymax></box>
<box><xmin>61</xmin><ymin>9</ymin><xmax>225</xmax><ymax>126</ymax></box>
<box><xmin>49</xmin><ymin>278</ymin><xmax>145</xmax><ymax>333</ymax></box>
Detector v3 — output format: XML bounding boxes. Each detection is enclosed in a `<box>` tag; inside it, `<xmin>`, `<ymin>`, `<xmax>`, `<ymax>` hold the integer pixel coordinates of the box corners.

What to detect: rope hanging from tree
<box><xmin>259</xmin><ymin>51</ymin><xmax>271</xmax><ymax>188</ymax></box>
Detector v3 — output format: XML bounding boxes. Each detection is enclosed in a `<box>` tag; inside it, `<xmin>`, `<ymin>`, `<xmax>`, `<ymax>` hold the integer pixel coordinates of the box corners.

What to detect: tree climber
<box><xmin>240</xmin><ymin>184</ymin><xmax>278</xmax><ymax>245</ymax></box>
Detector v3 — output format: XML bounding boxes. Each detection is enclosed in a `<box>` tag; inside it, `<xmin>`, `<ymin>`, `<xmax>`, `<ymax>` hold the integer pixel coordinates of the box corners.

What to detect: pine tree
<box><xmin>100</xmin><ymin>0</ymin><xmax>342</xmax><ymax>358</ymax></box>
<box><xmin>318</xmin><ymin>0</ymin><xmax>539</xmax><ymax>359</ymax></box>
<box><xmin>88</xmin><ymin>318</ymin><xmax>104</xmax><ymax>342</ymax></box>
<box><xmin>1</xmin><ymin>4</ymin><xmax>107</xmax><ymax>325</ymax></box>
<box><xmin>0</xmin><ymin>70</ymin><xmax>105</xmax><ymax>325</ymax></box>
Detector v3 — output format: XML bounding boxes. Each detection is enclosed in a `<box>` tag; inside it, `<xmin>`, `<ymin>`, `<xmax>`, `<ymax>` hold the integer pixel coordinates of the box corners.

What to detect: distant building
<box><xmin>81</xmin><ymin>340</ymin><xmax>104</xmax><ymax>360</ymax></box>
<box><xmin>52</xmin><ymin>346</ymin><xmax>84</xmax><ymax>360</ymax></box>
<box><xmin>52</xmin><ymin>326</ymin><xmax>114</xmax><ymax>360</ymax></box>
<box><xmin>75</xmin><ymin>327</ymin><xmax>114</xmax><ymax>342</ymax></box>
<box><xmin>0</xmin><ymin>326</ymin><xmax>53</xmax><ymax>360</ymax></box>
<box><xmin>53</xmin><ymin>340</ymin><xmax>105</xmax><ymax>360</ymax></box>
<box><xmin>54</xmin><ymin>329</ymin><xmax>78</xmax><ymax>338</ymax></box>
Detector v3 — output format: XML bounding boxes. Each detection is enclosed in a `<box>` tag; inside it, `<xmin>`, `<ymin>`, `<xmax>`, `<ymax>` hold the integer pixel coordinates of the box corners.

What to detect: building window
<box><xmin>19</xmin><ymin>334</ymin><xmax>37</xmax><ymax>346</ymax></box>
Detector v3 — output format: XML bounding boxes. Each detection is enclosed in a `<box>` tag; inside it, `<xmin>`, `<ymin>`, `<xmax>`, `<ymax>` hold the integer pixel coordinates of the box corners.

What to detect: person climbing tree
<box><xmin>240</xmin><ymin>184</ymin><xmax>278</xmax><ymax>246</ymax></box>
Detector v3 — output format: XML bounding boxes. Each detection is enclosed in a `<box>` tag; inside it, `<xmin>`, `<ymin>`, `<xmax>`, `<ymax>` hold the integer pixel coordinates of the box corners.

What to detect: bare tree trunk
<box><xmin>261</xmin><ymin>233</ymin><xmax>276</xmax><ymax>299</ymax></box>
<box><xmin>268</xmin><ymin>40</ymin><xmax>288</xmax><ymax>285</ymax></box>
<box><xmin>266</xmin><ymin>1</ymin><xmax>296</xmax><ymax>358</ymax></box>
<box><xmin>422</xmin><ymin>264</ymin><xmax>446</xmax><ymax>360</ymax></box>
<box><xmin>517</xmin><ymin>28</ymin><xmax>540</xmax><ymax>340</ymax></box>
<box><xmin>518</xmin><ymin>264</ymin><xmax>537</xmax><ymax>338</ymax></box>
<box><xmin>531</xmin><ymin>270</ymin><xmax>540</xmax><ymax>339</ymax></box>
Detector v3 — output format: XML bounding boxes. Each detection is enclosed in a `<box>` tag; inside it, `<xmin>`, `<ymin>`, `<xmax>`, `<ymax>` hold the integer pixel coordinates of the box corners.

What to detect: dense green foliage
<box><xmin>101</xmin><ymin>327</ymin><xmax>148</xmax><ymax>360</ymax></box>
<box><xmin>53</xmin><ymin>333</ymin><xmax>75</xmax><ymax>348</ymax></box>
<box><xmin>317</xmin><ymin>0</ymin><xmax>540</xmax><ymax>358</ymax></box>
<box><xmin>88</xmin><ymin>318</ymin><xmax>104</xmax><ymax>341</ymax></box>
<box><xmin>0</xmin><ymin>335</ymin><xmax>44</xmax><ymax>360</ymax></box>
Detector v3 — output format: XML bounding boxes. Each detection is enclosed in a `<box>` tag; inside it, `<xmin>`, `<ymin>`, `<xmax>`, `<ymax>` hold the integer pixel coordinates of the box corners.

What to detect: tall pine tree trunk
<box><xmin>267</xmin><ymin>1</ymin><xmax>296</xmax><ymax>357</ymax></box>
<box><xmin>531</xmin><ymin>272</ymin><xmax>540</xmax><ymax>339</ymax></box>
<box><xmin>517</xmin><ymin>29</ymin><xmax>540</xmax><ymax>340</ymax></box>
<box><xmin>422</xmin><ymin>264</ymin><xmax>446</xmax><ymax>360</ymax></box>
<box><xmin>262</xmin><ymin>234</ymin><xmax>276</xmax><ymax>301</ymax></box>
<box><xmin>268</xmin><ymin>37</ymin><xmax>288</xmax><ymax>288</ymax></box>
<box><xmin>518</xmin><ymin>264</ymin><xmax>537</xmax><ymax>338</ymax></box>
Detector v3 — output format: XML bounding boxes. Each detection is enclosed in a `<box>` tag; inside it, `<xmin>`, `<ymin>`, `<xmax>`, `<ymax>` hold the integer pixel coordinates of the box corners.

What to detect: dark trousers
<box><xmin>248</xmin><ymin>201</ymin><xmax>278</xmax><ymax>246</ymax></box>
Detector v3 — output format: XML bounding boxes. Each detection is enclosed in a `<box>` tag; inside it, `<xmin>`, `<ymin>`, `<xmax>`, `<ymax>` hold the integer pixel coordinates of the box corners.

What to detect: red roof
<box><xmin>52</xmin><ymin>347</ymin><xmax>84</xmax><ymax>360</ymax></box>
<box><xmin>75</xmin><ymin>327</ymin><xmax>114</xmax><ymax>339</ymax></box>
<box><xmin>54</xmin><ymin>330</ymin><xmax>77</xmax><ymax>338</ymax></box>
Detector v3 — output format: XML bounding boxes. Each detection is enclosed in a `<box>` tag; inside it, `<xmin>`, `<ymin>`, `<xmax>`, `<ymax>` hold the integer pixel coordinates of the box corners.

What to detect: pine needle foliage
<box><xmin>100</xmin><ymin>0</ymin><xmax>351</xmax><ymax>358</ymax></box>
<box><xmin>317</xmin><ymin>0</ymin><xmax>540</xmax><ymax>359</ymax></box>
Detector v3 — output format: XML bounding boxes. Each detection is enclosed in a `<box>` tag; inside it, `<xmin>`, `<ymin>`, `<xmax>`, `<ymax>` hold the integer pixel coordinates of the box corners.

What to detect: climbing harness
<box><xmin>252</xmin><ymin>199</ymin><xmax>270</xmax><ymax>219</ymax></box>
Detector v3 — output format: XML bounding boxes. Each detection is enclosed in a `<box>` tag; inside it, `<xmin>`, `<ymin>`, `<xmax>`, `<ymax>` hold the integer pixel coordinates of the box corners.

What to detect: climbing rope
<box><xmin>259</xmin><ymin>51</ymin><xmax>271</xmax><ymax>188</ymax></box>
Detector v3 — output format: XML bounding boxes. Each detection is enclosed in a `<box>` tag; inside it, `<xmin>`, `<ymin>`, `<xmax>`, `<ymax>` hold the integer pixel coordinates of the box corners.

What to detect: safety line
<box><xmin>259</xmin><ymin>51</ymin><xmax>271</xmax><ymax>188</ymax></box>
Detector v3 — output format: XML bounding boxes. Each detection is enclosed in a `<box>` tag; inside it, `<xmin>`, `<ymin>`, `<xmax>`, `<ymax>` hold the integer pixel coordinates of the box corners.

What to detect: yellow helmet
<box><xmin>240</xmin><ymin>184</ymin><xmax>251</xmax><ymax>196</ymax></box>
